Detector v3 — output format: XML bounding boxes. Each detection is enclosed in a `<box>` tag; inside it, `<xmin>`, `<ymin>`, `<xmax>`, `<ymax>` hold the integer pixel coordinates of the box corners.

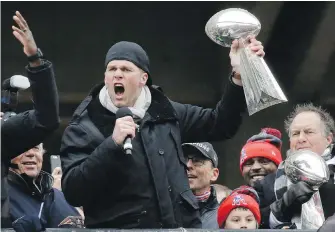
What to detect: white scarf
<box><xmin>99</xmin><ymin>85</ymin><xmax>152</xmax><ymax>119</ymax></box>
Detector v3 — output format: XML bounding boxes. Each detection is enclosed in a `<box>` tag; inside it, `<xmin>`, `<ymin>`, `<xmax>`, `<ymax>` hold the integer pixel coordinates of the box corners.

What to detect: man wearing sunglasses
<box><xmin>182</xmin><ymin>142</ymin><xmax>220</xmax><ymax>229</ymax></box>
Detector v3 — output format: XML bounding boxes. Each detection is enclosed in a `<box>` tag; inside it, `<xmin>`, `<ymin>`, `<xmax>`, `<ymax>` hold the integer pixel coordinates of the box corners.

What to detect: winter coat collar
<box><xmin>84</xmin><ymin>82</ymin><xmax>177</xmax><ymax>123</ymax></box>
<box><xmin>199</xmin><ymin>186</ymin><xmax>219</xmax><ymax>211</ymax></box>
<box><xmin>7</xmin><ymin>170</ymin><xmax>53</xmax><ymax>200</ymax></box>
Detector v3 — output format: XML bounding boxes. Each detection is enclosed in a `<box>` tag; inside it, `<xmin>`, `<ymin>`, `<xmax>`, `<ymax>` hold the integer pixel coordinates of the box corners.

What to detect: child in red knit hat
<box><xmin>217</xmin><ymin>186</ymin><xmax>261</xmax><ymax>229</ymax></box>
<box><xmin>240</xmin><ymin>128</ymin><xmax>283</xmax><ymax>187</ymax></box>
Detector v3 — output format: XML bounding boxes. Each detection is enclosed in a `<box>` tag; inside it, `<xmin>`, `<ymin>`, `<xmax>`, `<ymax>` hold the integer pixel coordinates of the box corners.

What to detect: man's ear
<box><xmin>140</xmin><ymin>73</ymin><xmax>148</xmax><ymax>86</ymax></box>
<box><xmin>326</xmin><ymin>133</ymin><xmax>333</xmax><ymax>146</ymax></box>
<box><xmin>104</xmin><ymin>73</ymin><xmax>108</xmax><ymax>85</ymax></box>
<box><xmin>211</xmin><ymin>168</ymin><xmax>219</xmax><ymax>182</ymax></box>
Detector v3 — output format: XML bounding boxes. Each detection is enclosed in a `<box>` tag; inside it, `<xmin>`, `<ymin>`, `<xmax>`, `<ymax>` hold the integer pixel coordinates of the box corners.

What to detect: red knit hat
<box><xmin>217</xmin><ymin>188</ymin><xmax>261</xmax><ymax>228</ymax></box>
<box><xmin>240</xmin><ymin>128</ymin><xmax>283</xmax><ymax>172</ymax></box>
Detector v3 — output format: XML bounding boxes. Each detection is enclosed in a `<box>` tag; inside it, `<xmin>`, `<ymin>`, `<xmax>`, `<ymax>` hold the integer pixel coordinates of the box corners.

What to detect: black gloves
<box><xmin>270</xmin><ymin>181</ymin><xmax>315</xmax><ymax>222</ymax></box>
<box><xmin>12</xmin><ymin>215</ymin><xmax>44</xmax><ymax>232</ymax></box>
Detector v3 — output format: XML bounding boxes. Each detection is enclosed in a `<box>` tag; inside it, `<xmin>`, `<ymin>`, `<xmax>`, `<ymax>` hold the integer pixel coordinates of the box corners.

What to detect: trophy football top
<box><xmin>205</xmin><ymin>8</ymin><xmax>261</xmax><ymax>47</ymax></box>
<box><xmin>285</xmin><ymin>149</ymin><xmax>330</xmax><ymax>190</ymax></box>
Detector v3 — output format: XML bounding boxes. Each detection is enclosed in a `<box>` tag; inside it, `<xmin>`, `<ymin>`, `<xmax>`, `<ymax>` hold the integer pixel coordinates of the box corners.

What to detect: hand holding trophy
<box><xmin>285</xmin><ymin>150</ymin><xmax>329</xmax><ymax>229</ymax></box>
<box><xmin>205</xmin><ymin>8</ymin><xmax>288</xmax><ymax>115</ymax></box>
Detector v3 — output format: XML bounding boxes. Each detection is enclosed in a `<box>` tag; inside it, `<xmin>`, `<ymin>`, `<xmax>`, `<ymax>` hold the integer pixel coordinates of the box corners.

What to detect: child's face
<box><xmin>224</xmin><ymin>208</ymin><xmax>257</xmax><ymax>229</ymax></box>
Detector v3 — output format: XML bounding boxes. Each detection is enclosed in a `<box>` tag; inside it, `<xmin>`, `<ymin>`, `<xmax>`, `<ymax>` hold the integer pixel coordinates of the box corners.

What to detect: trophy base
<box><xmin>246</xmin><ymin>91</ymin><xmax>286</xmax><ymax>116</ymax></box>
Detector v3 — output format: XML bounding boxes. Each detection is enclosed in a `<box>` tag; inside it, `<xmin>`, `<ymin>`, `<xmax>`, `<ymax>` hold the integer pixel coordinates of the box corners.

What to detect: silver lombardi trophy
<box><xmin>285</xmin><ymin>150</ymin><xmax>330</xmax><ymax>229</ymax></box>
<box><xmin>205</xmin><ymin>8</ymin><xmax>288</xmax><ymax>115</ymax></box>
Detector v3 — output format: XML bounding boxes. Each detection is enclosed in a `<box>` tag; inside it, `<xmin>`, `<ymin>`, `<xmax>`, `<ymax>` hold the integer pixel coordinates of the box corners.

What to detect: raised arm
<box><xmin>174</xmin><ymin>36</ymin><xmax>264</xmax><ymax>143</ymax></box>
<box><xmin>1</xmin><ymin>11</ymin><xmax>59</xmax><ymax>163</ymax></box>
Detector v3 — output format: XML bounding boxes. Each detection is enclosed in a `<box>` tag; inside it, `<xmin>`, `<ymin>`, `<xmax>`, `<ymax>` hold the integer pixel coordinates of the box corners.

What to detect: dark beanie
<box><xmin>105</xmin><ymin>41</ymin><xmax>152</xmax><ymax>86</ymax></box>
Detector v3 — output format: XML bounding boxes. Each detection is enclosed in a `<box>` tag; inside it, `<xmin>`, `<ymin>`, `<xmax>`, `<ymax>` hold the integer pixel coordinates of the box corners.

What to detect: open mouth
<box><xmin>21</xmin><ymin>161</ymin><xmax>37</xmax><ymax>167</ymax></box>
<box><xmin>114</xmin><ymin>84</ymin><xmax>125</xmax><ymax>97</ymax></box>
<box><xmin>250</xmin><ymin>174</ymin><xmax>265</xmax><ymax>181</ymax></box>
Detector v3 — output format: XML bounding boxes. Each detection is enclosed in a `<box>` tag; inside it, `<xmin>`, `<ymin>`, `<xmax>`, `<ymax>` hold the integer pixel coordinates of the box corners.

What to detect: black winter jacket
<box><xmin>1</xmin><ymin>61</ymin><xmax>60</xmax><ymax>228</ymax></box>
<box><xmin>60</xmin><ymin>79</ymin><xmax>245</xmax><ymax>228</ymax></box>
<box><xmin>8</xmin><ymin>170</ymin><xmax>80</xmax><ymax>231</ymax></box>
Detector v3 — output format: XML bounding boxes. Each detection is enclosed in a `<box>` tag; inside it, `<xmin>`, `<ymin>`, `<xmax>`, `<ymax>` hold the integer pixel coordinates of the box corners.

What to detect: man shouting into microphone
<box><xmin>60</xmin><ymin>39</ymin><xmax>264</xmax><ymax>228</ymax></box>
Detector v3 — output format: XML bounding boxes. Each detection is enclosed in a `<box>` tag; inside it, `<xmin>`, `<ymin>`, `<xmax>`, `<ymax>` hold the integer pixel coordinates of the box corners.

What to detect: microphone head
<box><xmin>116</xmin><ymin>107</ymin><xmax>133</xmax><ymax>119</ymax></box>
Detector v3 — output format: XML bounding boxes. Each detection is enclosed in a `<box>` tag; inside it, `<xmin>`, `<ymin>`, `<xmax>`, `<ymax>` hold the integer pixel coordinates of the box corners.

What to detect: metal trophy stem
<box><xmin>205</xmin><ymin>8</ymin><xmax>288</xmax><ymax>115</ymax></box>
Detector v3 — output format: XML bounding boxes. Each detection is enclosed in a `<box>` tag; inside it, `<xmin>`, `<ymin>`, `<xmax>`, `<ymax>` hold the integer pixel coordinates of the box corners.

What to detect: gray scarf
<box><xmin>99</xmin><ymin>85</ymin><xmax>152</xmax><ymax>119</ymax></box>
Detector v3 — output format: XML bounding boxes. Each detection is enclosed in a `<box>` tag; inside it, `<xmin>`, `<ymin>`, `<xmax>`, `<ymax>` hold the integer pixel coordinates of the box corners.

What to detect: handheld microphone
<box><xmin>115</xmin><ymin>107</ymin><xmax>133</xmax><ymax>155</ymax></box>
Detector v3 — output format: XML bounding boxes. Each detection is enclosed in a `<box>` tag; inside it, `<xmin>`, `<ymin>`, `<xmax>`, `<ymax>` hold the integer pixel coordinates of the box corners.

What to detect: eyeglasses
<box><xmin>186</xmin><ymin>156</ymin><xmax>207</xmax><ymax>167</ymax></box>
